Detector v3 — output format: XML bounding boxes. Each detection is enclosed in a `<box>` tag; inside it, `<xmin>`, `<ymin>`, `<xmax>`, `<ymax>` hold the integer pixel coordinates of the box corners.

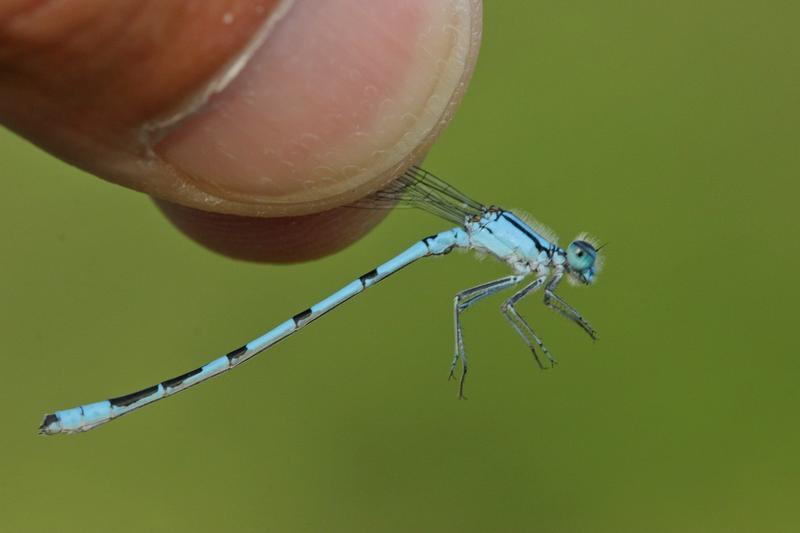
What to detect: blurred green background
<box><xmin>2</xmin><ymin>2</ymin><xmax>799</xmax><ymax>531</ymax></box>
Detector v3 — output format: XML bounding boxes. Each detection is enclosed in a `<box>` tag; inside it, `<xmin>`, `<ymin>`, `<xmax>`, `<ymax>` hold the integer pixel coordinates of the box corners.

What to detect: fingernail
<box><xmin>155</xmin><ymin>0</ymin><xmax>481</xmax><ymax>215</ymax></box>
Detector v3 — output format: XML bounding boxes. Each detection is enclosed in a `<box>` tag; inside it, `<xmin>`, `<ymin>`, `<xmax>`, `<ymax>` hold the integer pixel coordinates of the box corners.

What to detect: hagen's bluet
<box><xmin>40</xmin><ymin>166</ymin><xmax>603</xmax><ymax>435</ymax></box>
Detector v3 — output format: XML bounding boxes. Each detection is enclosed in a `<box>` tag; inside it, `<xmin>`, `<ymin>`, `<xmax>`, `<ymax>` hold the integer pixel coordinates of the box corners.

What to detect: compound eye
<box><xmin>567</xmin><ymin>241</ymin><xmax>596</xmax><ymax>272</ymax></box>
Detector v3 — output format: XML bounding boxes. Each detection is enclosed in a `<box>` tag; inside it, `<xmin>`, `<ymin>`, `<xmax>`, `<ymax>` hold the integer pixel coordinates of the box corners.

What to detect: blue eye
<box><xmin>567</xmin><ymin>241</ymin><xmax>596</xmax><ymax>272</ymax></box>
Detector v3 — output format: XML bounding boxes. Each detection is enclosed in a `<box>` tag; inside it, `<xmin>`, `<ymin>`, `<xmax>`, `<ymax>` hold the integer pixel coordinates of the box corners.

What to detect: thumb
<box><xmin>0</xmin><ymin>0</ymin><xmax>481</xmax><ymax>260</ymax></box>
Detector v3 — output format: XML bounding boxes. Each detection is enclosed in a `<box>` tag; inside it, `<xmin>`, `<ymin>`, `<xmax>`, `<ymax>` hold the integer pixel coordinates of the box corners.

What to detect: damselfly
<box><xmin>39</xmin><ymin>166</ymin><xmax>603</xmax><ymax>435</ymax></box>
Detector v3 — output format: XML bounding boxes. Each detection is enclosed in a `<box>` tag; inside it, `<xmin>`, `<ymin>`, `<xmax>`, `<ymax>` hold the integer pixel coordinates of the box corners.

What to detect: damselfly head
<box><xmin>566</xmin><ymin>234</ymin><xmax>603</xmax><ymax>285</ymax></box>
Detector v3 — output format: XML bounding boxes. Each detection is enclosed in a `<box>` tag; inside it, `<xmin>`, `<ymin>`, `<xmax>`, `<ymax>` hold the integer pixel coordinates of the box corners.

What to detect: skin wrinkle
<box><xmin>0</xmin><ymin>0</ymin><xmax>47</xmax><ymax>20</ymax></box>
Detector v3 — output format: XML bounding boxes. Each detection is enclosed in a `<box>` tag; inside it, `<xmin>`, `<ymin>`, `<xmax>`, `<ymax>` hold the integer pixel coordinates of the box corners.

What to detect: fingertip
<box><xmin>3</xmin><ymin>0</ymin><xmax>482</xmax><ymax>256</ymax></box>
<box><xmin>152</xmin><ymin>0</ymin><xmax>482</xmax><ymax>216</ymax></box>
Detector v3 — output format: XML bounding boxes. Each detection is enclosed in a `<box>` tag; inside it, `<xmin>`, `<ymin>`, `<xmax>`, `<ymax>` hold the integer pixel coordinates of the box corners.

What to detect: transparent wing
<box><xmin>352</xmin><ymin>166</ymin><xmax>485</xmax><ymax>225</ymax></box>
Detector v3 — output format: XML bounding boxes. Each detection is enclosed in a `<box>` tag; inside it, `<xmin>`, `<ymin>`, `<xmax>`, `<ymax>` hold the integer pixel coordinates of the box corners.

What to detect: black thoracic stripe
<box><xmin>161</xmin><ymin>367</ymin><xmax>203</xmax><ymax>389</ymax></box>
<box><xmin>422</xmin><ymin>234</ymin><xmax>438</xmax><ymax>246</ymax></box>
<box><xmin>292</xmin><ymin>308</ymin><xmax>312</xmax><ymax>325</ymax></box>
<box><xmin>226</xmin><ymin>345</ymin><xmax>248</xmax><ymax>363</ymax></box>
<box><xmin>110</xmin><ymin>385</ymin><xmax>160</xmax><ymax>407</ymax></box>
<box><xmin>359</xmin><ymin>268</ymin><xmax>378</xmax><ymax>286</ymax></box>
<box><xmin>501</xmin><ymin>213</ymin><xmax>545</xmax><ymax>252</ymax></box>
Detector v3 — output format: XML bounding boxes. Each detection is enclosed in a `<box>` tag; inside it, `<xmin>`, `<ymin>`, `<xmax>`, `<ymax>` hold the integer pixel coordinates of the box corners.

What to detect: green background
<box><xmin>2</xmin><ymin>2</ymin><xmax>798</xmax><ymax>531</ymax></box>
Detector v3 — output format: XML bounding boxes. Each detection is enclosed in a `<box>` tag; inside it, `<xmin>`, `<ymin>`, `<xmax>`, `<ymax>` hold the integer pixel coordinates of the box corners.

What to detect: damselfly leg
<box><xmin>544</xmin><ymin>274</ymin><xmax>598</xmax><ymax>340</ymax></box>
<box><xmin>501</xmin><ymin>276</ymin><xmax>557</xmax><ymax>369</ymax></box>
<box><xmin>451</xmin><ymin>275</ymin><xmax>524</xmax><ymax>398</ymax></box>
